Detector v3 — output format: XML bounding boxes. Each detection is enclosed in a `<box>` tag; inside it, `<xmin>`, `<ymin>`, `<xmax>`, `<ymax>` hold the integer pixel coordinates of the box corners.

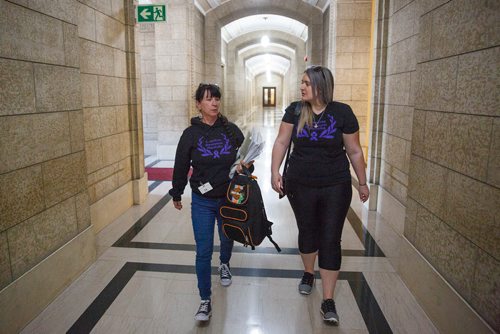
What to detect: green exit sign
<box><xmin>137</xmin><ymin>4</ymin><xmax>166</xmax><ymax>22</ymax></box>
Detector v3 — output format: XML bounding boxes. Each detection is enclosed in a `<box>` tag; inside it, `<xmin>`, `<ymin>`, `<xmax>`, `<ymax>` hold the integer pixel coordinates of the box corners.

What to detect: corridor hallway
<box><xmin>22</xmin><ymin>109</ymin><xmax>438</xmax><ymax>333</ymax></box>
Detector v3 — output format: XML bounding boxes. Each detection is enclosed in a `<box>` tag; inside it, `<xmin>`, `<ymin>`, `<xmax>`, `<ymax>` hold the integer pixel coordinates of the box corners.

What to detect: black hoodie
<box><xmin>168</xmin><ymin>116</ymin><xmax>244</xmax><ymax>201</ymax></box>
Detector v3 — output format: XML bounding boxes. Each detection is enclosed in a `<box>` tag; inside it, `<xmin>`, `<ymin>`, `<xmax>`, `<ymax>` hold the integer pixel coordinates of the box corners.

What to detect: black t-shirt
<box><xmin>282</xmin><ymin>101</ymin><xmax>359</xmax><ymax>187</ymax></box>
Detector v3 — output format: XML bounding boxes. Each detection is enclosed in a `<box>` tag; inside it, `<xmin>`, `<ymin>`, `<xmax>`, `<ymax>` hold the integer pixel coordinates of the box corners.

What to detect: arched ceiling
<box><xmin>195</xmin><ymin>0</ymin><xmax>326</xmax><ymax>80</ymax></box>
<box><xmin>195</xmin><ymin>0</ymin><xmax>330</xmax><ymax>15</ymax></box>
<box><xmin>221</xmin><ymin>14</ymin><xmax>307</xmax><ymax>43</ymax></box>
<box><xmin>245</xmin><ymin>54</ymin><xmax>290</xmax><ymax>76</ymax></box>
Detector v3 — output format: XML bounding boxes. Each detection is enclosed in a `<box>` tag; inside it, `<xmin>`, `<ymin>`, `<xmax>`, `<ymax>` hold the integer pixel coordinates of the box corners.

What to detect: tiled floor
<box><xmin>22</xmin><ymin>109</ymin><xmax>438</xmax><ymax>333</ymax></box>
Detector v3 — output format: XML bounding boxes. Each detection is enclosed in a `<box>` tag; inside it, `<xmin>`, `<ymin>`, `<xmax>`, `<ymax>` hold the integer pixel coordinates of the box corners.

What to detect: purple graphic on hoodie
<box><xmin>297</xmin><ymin>114</ymin><xmax>337</xmax><ymax>141</ymax></box>
<box><xmin>197</xmin><ymin>133</ymin><xmax>232</xmax><ymax>159</ymax></box>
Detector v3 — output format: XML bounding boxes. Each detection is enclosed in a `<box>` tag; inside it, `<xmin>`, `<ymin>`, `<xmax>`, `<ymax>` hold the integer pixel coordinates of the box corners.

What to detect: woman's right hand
<box><xmin>271</xmin><ymin>173</ymin><xmax>284</xmax><ymax>196</ymax></box>
<box><xmin>173</xmin><ymin>200</ymin><xmax>182</xmax><ymax>210</ymax></box>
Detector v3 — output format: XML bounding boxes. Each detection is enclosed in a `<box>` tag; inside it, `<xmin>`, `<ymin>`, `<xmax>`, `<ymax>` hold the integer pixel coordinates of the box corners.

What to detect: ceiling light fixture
<box><xmin>261</xmin><ymin>35</ymin><xmax>270</xmax><ymax>47</ymax></box>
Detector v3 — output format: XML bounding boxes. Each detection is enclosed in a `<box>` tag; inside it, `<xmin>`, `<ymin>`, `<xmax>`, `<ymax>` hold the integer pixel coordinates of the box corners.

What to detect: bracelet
<box><xmin>359</xmin><ymin>183</ymin><xmax>367</xmax><ymax>186</ymax></box>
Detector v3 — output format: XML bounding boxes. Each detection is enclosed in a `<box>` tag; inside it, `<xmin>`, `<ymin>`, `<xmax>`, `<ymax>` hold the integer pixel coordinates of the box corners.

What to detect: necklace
<box><xmin>312</xmin><ymin>111</ymin><xmax>325</xmax><ymax>128</ymax></box>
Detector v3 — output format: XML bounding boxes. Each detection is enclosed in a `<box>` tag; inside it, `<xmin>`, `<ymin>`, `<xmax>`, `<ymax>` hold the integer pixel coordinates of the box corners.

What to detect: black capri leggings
<box><xmin>287</xmin><ymin>180</ymin><xmax>352</xmax><ymax>271</ymax></box>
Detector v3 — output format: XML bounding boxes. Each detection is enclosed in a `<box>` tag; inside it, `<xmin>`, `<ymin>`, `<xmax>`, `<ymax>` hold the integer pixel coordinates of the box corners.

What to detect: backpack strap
<box><xmin>267</xmin><ymin>234</ymin><xmax>281</xmax><ymax>252</ymax></box>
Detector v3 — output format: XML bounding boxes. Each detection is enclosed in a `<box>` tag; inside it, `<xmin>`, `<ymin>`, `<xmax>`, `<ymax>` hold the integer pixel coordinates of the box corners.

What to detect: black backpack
<box><xmin>219</xmin><ymin>171</ymin><xmax>281</xmax><ymax>252</ymax></box>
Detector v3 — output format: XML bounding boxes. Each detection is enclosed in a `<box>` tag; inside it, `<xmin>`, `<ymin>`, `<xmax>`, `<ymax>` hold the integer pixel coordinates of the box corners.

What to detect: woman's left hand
<box><xmin>358</xmin><ymin>184</ymin><xmax>369</xmax><ymax>202</ymax></box>
<box><xmin>236</xmin><ymin>160</ymin><xmax>254</xmax><ymax>174</ymax></box>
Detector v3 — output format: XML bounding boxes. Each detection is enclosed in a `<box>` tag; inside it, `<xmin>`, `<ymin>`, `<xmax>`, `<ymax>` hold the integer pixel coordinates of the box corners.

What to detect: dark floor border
<box><xmin>113</xmin><ymin>194</ymin><xmax>385</xmax><ymax>257</ymax></box>
<box><xmin>148</xmin><ymin>180</ymin><xmax>163</xmax><ymax>192</ymax></box>
<box><xmin>67</xmin><ymin>263</ymin><xmax>392</xmax><ymax>334</ymax></box>
<box><xmin>145</xmin><ymin>159</ymin><xmax>161</xmax><ymax>168</ymax></box>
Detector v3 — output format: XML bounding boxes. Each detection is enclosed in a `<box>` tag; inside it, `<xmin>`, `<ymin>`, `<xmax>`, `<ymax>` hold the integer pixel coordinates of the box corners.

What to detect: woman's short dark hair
<box><xmin>195</xmin><ymin>83</ymin><xmax>221</xmax><ymax>102</ymax></box>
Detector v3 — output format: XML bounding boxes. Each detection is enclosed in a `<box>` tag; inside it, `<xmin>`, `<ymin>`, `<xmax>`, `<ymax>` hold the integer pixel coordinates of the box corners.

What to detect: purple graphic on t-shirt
<box><xmin>297</xmin><ymin>115</ymin><xmax>337</xmax><ymax>141</ymax></box>
<box><xmin>197</xmin><ymin>133</ymin><xmax>232</xmax><ymax>159</ymax></box>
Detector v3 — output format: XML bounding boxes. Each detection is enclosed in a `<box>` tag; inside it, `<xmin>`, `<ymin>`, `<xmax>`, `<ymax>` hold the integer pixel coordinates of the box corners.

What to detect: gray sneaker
<box><xmin>320</xmin><ymin>299</ymin><xmax>339</xmax><ymax>324</ymax></box>
<box><xmin>194</xmin><ymin>299</ymin><xmax>212</xmax><ymax>321</ymax></box>
<box><xmin>298</xmin><ymin>272</ymin><xmax>315</xmax><ymax>295</ymax></box>
<box><xmin>218</xmin><ymin>263</ymin><xmax>232</xmax><ymax>286</ymax></box>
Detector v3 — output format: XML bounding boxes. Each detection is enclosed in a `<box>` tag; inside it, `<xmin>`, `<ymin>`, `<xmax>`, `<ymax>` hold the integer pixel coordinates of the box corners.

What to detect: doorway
<box><xmin>262</xmin><ymin>87</ymin><xmax>276</xmax><ymax>107</ymax></box>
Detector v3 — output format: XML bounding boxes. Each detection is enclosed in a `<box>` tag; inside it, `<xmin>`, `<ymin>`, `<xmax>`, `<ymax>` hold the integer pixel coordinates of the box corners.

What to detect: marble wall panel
<box><xmin>95</xmin><ymin>11</ymin><xmax>125</xmax><ymax>50</ymax></box>
<box><xmin>380</xmin><ymin>163</ymin><xmax>407</xmax><ymax>204</ymax></box>
<box><xmin>63</xmin><ymin>23</ymin><xmax>79</xmax><ymax>68</ymax></box>
<box><xmin>404</xmin><ymin>197</ymin><xmax>419</xmax><ymax>243</ymax></box>
<box><xmin>407</xmin><ymin>155</ymin><xmax>447</xmax><ymax>219</ymax></box>
<box><xmin>156</xmin><ymin>40</ymin><xmax>189</xmax><ymax>56</ymax></box>
<box><xmin>80</xmin><ymin>40</ymin><xmax>114</xmax><ymax>76</ymax></box>
<box><xmin>101</xmin><ymin>134</ymin><xmax>123</xmax><ymax>166</ymax></box>
<box><xmin>0</xmin><ymin>166</ymin><xmax>44</xmax><ymax>232</ymax></box>
<box><xmin>387</xmin><ymin>35</ymin><xmax>417</xmax><ymax>75</ymax></box>
<box><xmin>415</xmin><ymin>57</ymin><xmax>458</xmax><ymax>112</ymax></box>
<box><xmin>75</xmin><ymin>191</ymin><xmax>91</xmax><ymax>232</ymax></box>
<box><xmin>113</xmin><ymin>49</ymin><xmax>127</xmax><ymax>78</ymax></box>
<box><xmin>352</xmin><ymin>52</ymin><xmax>370</xmax><ymax>69</ymax></box>
<box><xmin>382</xmin><ymin>133</ymin><xmax>409</xmax><ymax>172</ymax></box>
<box><xmin>116</xmin><ymin>105</ymin><xmax>130</xmax><ymax>133</ymax></box>
<box><xmin>89</xmin><ymin>173</ymin><xmax>118</xmax><ymax>203</ymax></box>
<box><xmin>8</xmin><ymin>197</ymin><xmax>78</xmax><ymax>279</ymax></box>
<box><xmin>22</xmin><ymin>0</ymin><xmax>78</xmax><ymax>25</ymax></box>
<box><xmin>444</xmin><ymin>171</ymin><xmax>500</xmax><ymax>260</ymax></box>
<box><xmin>78</xmin><ymin>2</ymin><xmax>96</xmax><ymax>41</ymax></box>
<box><xmin>85</xmin><ymin>139</ymin><xmax>104</xmax><ymax>173</ymax></box>
<box><xmin>417</xmin><ymin>0</ymin><xmax>452</xmax><ymax>16</ymax></box>
<box><xmin>335</xmin><ymin>85</ymin><xmax>352</xmax><ymax>100</ymax></box>
<box><xmin>0</xmin><ymin>1</ymin><xmax>65</xmax><ymax>65</ymax></box>
<box><xmin>422</xmin><ymin>110</ymin><xmax>452</xmax><ymax>164</ymax></box>
<box><xmin>83</xmin><ymin>106</ymin><xmax>119</xmax><ymax>140</ymax></box>
<box><xmin>41</xmin><ymin>152</ymin><xmax>87</xmax><ymax>208</ymax></box>
<box><xmin>0</xmin><ymin>113</ymin><xmax>71</xmax><ymax>174</ymax></box>
<box><xmin>488</xmin><ymin>118</ymin><xmax>500</xmax><ymax>188</ymax></box>
<box><xmin>447</xmin><ymin>114</ymin><xmax>492</xmax><ymax>181</ymax></box>
<box><xmin>354</xmin><ymin>19</ymin><xmax>371</xmax><ymax>37</ymax></box>
<box><xmin>471</xmin><ymin>252</ymin><xmax>500</xmax><ymax>330</ymax></box>
<box><xmin>34</xmin><ymin>64</ymin><xmax>82</xmax><ymax>112</ymax></box>
<box><xmin>336</xmin><ymin>68</ymin><xmax>369</xmax><ymax>84</ymax></box>
<box><xmin>351</xmin><ymin>84</ymin><xmax>368</xmax><ymax>100</ymax></box>
<box><xmin>385</xmin><ymin>72</ymin><xmax>411</xmax><ymax>105</ymax></box>
<box><xmin>0</xmin><ymin>231</ymin><xmax>11</xmax><ymax>290</ymax></box>
<box><xmin>0</xmin><ymin>58</ymin><xmax>36</xmax><ymax>116</ymax></box>
<box><xmin>384</xmin><ymin>105</ymin><xmax>413</xmax><ymax>140</ymax></box>
<box><xmin>81</xmin><ymin>74</ymin><xmax>99</xmax><ymax>108</ymax></box>
<box><xmin>410</xmin><ymin>110</ymin><xmax>426</xmax><ymax>157</ymax></box>
<box><xmin>388</xmin><ymin>1</ymin><xmax>417</xmax><ymax>45</ymax></box>
<box><xmin>390</xmin><ymin>0</ymin><xmax>413</xmax><ymax>15</ymax></box>
<box><xmin>117</xmin><ymin>157</ymin><xmax>132</xmax><ymax>187</ymax></box>
<box><xmin>337</xmin><ymin>20</ymin><xmax>354</xmax><ymax>36</ymax></box>
<box><xmin>336</xmin><ymin>53</ymin><xmax>353</xmax><ymax>69</ymax></box>
<box><xmin>414</xmin><ymin>205</ymin><xmax>477</xmax><ymax>301</ymax></box>
<box><xmin>431</xmin><ymin>0</ymin><xmax>500</xmax><ymax>60</ymax></box>
<box><xmin>455</xmin><ymin>47</ymin><xmax>499</xmax><ymax>117</ymax></box>
<box><xmin>98</xmin><ymin>77</ymin><xmax>128</xmax><ymax>106</ymax></box>
<box><xmin>336</xmin><ymin>37</ymin><xmax>355</xmax><ymax>53</ymax></box>
<box><xmin>417</xmin><ymin>13</ymin><xmax>432</xmax><ymax>63</ymax></box>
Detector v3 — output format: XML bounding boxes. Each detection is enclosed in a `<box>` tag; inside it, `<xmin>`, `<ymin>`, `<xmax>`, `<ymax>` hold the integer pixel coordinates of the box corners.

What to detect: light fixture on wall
<box><xmin>261</xmin><ymin>35</ymin><xmax>270</xmax><ymax>47</ymax></box>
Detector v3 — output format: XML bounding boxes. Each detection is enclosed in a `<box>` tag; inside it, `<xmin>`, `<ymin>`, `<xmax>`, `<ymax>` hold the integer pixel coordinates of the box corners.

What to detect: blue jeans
<box><xmin>191</xmin><ymin>192</ymin><xmax>234</xmax><ymax>300</ymax></box>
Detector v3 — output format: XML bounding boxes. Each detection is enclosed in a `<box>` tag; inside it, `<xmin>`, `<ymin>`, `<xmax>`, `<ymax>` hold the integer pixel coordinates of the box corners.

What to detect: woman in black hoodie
<box><xmin>168</xmin><ymin>83</ymin><xmax>249</xmax><ymax>322</ymax></box>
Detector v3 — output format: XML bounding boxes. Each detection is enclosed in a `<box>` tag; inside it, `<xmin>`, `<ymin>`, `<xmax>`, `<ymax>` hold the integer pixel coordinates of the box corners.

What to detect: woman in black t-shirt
<box><xmin>271</xmin><ymin>66</ymin><xmax>369</xmax><ymax>325</ymax></box>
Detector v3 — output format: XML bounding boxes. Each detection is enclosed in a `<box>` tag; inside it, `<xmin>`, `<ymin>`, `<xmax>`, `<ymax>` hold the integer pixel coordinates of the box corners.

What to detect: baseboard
<box><xmin>0</xmin><ymin>227</ymin><xmax>96</xmax><ymax>334</ymax></box>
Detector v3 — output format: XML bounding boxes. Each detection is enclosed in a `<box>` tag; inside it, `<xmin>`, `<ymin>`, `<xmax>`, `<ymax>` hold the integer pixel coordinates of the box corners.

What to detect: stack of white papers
<box><xmin>229</xmin><ymin>127</ymin><xmax>265</xmax><ymax>177</ymax></box>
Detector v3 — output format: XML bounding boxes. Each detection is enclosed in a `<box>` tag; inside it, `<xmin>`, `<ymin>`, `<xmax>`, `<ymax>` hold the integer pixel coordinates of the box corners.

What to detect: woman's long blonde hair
<box><xmin>297</xmin><ymin>66</ymin><xmax>334</xmax><ymax>133</ymax></box>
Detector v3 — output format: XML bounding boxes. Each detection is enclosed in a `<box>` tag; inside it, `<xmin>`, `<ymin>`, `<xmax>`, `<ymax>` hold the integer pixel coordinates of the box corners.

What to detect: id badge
<box><xmin>198</xmin><ymin>182</ymin><xmax>213</xmax><ymax>194</ymax></box>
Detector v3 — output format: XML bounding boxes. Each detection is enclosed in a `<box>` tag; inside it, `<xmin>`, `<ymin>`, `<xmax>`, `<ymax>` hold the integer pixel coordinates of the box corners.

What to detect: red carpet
<box><xmin>145</xmin><ymin>167</ymin><xmax>192</xmax><ymax>181</ymax></box>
